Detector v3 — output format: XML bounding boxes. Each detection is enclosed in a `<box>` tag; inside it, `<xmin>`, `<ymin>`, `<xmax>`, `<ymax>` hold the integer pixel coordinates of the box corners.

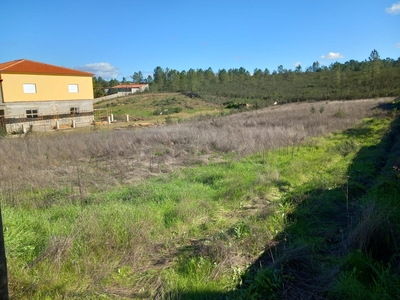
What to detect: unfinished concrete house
<box><xmin>0</xmin><ymin>59</ymin><xmax>94</xmax><ymax>133</ymax></box>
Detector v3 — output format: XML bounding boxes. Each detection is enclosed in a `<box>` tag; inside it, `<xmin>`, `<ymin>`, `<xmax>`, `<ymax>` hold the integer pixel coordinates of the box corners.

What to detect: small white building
<box><xmin>108</xmin><ymin>84</ymin><xmax>149</xmax><ymax>96</ymax></box>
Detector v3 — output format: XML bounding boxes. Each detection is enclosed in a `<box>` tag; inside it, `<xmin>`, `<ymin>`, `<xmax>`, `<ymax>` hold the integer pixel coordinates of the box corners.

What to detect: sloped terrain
<box><xmin>2</xmin><ymin>97</ymin><xmax>399</xmax><ymax>299</ymax></box>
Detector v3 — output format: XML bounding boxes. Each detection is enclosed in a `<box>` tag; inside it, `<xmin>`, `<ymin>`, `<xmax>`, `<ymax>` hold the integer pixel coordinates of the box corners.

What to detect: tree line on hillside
<box><xmin>93</xmin><ymin>50</ymin><xmax>400</xmax><ymax>106</ymax></box>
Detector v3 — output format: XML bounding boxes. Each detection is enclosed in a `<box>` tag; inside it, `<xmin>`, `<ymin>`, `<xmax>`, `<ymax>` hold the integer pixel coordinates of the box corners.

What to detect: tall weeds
<box><xmin>0</xmin><ymin>98</ymin><xmax>392</xmax><ymax>205</ymax></box>
<box><xmin>1</xmin><ymin>97</ymin><xmax>398</xmax><ymax>299</ymax></box>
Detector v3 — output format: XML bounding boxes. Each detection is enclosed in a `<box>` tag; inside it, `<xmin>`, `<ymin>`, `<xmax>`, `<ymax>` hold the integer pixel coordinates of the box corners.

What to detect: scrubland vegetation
<box><xmin>1</xmin><ymin>97</ymin><xmax>400</xmax><ymax>299</ymax></box>
<box><xmin>94</xmin><ymin>50</ymin><xmax>400</xmax><ymax>106</ymax></box>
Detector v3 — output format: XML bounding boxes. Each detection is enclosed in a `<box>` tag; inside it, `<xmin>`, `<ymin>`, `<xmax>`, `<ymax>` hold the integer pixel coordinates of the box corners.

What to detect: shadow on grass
<box><xmin>375</xmin><ymin>97</ymin><xmax>400</xmax><ymax>111</ymax></box>
<box><xmin>240</xmin><ymin>115</ymin><xmax>400</xmax><ymax>299</ymax></box>
<box><xmin>167</xmin><ymin>113</ymin><xmax>400</xmax><ymax>299</ymax></box>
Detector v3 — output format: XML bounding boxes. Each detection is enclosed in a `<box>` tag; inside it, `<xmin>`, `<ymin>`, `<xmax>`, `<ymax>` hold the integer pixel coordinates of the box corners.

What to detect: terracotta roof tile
<box><xmin>112</xmin><ymin>84</ymin><xmax>148</xmax><ymax>88</ymax></box>
<box><xmin>0</xmin><ymin>59</ymin><xmax>93</xmax><ymax>76</ymax></box>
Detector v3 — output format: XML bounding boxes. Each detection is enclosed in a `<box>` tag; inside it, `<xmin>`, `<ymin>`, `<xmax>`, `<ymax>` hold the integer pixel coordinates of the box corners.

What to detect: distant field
<box><xmin>93</xmin><ymin>92</ymin><xmax>224</xmax><ymax>125</ymax></box>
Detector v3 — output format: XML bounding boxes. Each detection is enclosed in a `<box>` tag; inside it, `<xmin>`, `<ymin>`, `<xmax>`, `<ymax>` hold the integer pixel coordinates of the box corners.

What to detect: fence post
<box><xmin>0</xmin><ymin>207</ymin><xmax>9</xmax><ymax>300</ymax></box>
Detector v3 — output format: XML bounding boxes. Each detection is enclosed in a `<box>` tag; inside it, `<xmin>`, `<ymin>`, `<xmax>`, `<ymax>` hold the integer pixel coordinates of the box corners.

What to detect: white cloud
<box><xmin>396</xmin><ymin>42</ymin><xmax>400</xmax><ymax>48</ymax></box>
<box><xmin>385</xmin><ymin>2</ymin><xmax>400</xmax><ymax>14</ymax></box>
<box><xmin>293</xmin><ymin>62</ymin><xmax>301</xmax><ymax>67</ymax></box>
<box><xmin>321</xmin><ymin>52</ymin><xmax>344</xmax><ymax>60</ymax></box>
<box><xmin>78</xmin><ymin>62</ymin><xmax>119</xmax><ymax>79</ymax></box>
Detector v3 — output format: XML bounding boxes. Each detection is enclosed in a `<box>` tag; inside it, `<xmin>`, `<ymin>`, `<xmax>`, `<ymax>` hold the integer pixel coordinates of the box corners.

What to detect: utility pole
<box><xmin>0</xmin><ymin>207</ymin><xmax>8</xmax><ymax>300</ymax></box>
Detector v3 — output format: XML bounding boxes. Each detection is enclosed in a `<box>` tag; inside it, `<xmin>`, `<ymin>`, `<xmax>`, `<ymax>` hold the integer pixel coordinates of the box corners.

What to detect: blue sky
<box><xmin>1</xmin><ymin>0</ymin><xmax>399</xmax><ymax>80</ymax></box>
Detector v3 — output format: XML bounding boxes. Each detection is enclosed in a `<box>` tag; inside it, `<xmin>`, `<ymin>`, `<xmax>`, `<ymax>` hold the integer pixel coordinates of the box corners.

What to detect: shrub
<box><xmin>239</xmin><ymin>267</ymin><xmax>283</xmax><ymax>300</ymax></box>
<box><xmin>333</xmin><ymin>108</ymin><xmax>347</xmax><ymax>118</ymax></box>
<box><xmin>153</xmin><ymin>107</ymin><xmax>182</xmax><ymax>115</ymax></box>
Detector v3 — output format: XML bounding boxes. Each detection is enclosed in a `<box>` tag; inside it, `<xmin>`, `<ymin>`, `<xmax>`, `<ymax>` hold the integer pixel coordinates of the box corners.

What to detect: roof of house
<box><xmin>112</xmin><ymin>84</ymin><xmax>149</xmax><ymax>88</ymax></box>
<box><xmin>0</xmin><ymin>59</ymin><xmax>93</xmax><ymax>76</ymax></box>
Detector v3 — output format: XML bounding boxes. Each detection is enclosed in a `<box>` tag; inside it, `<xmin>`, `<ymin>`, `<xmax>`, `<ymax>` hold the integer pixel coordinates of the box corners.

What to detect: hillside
<box><xmin>1</xmin><ymin>97</ymin><xmax>399</xmax><ymax>299</ymax></box>
<box><xmin>94</xmin><ymin>51</ymin><xmax>400</xmax><ymax>107</ymax></box>
<box><xmin>93</xmin><ymin>92</ymin><xmax>223</xmax><ymax>126</ymax></box>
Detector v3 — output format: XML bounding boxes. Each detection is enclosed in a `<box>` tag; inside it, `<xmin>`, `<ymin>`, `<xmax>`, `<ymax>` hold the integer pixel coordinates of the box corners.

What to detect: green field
<box><xmin>1</xmin><ymin>97</ymin><xmax>400</xmax><ymax>299</ymax></box>
<box><xmin>93</xmin><ymin>92</ymin><xmax>224</xmax><ymax>125</ymax></box>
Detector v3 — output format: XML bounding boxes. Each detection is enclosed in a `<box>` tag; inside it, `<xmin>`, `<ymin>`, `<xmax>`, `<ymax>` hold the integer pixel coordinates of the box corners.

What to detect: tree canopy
<box><xmin>93</xmin><ymin>50</ymin><xmax>400</xmax><ymax>105</ymax></box>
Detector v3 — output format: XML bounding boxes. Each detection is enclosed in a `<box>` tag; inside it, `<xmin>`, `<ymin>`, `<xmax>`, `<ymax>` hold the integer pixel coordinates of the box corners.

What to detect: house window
<box><xmin>68</xmin><ymin>84</ymin><xmax>79</xmax><ymax>93</ymax></box>
<box><xmin>70</xmin><ymin>107</ymin><xmax>80</xmax><ymax>115</ymax></box>
<box><xmin>23</xmin><ymin>84</ymin><xmax>37</xmax><ymax>94</ymax></box>
<box><xmin>26</xmin><ymin>109</ymin><xmax>38</xmax><ymax>119</ymax></box>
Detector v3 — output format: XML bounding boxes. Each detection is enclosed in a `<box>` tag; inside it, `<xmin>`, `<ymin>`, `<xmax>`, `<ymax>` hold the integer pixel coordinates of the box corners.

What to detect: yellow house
<box><xmin>0</xmin><ymin>59</ymin><xmax>94</xmax><ymax>133</ymax></box>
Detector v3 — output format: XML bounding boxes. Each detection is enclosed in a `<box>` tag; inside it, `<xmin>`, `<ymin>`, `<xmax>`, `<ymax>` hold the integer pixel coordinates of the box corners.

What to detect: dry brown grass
<box><xmin>3</xmin><ymin>97</ymin><xmax>398</xmax><ymax>299</ymax></box>
<box><xmin>0</xmin><ymin>98</ymin><xmax>394</xmax><ymax>205</ymax></box>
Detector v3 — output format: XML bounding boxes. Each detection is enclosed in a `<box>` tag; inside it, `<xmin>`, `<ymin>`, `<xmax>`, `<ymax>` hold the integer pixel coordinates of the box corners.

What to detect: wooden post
<box><xmin>0</xmin><ymin>207</ymin><xmax>9</xmax><ymax>300</ymax></box>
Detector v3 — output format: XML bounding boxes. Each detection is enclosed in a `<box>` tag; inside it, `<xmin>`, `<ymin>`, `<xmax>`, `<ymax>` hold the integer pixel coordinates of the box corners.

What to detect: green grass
<box><xmin>94</xmin><ymin>92</ymin><xmax>223</xmax><ymax>123</ymax></box>
<box><xmin>3</xmin><ymin>108</ymin><xmax>400</xmax><ymax>299</ymax></box>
